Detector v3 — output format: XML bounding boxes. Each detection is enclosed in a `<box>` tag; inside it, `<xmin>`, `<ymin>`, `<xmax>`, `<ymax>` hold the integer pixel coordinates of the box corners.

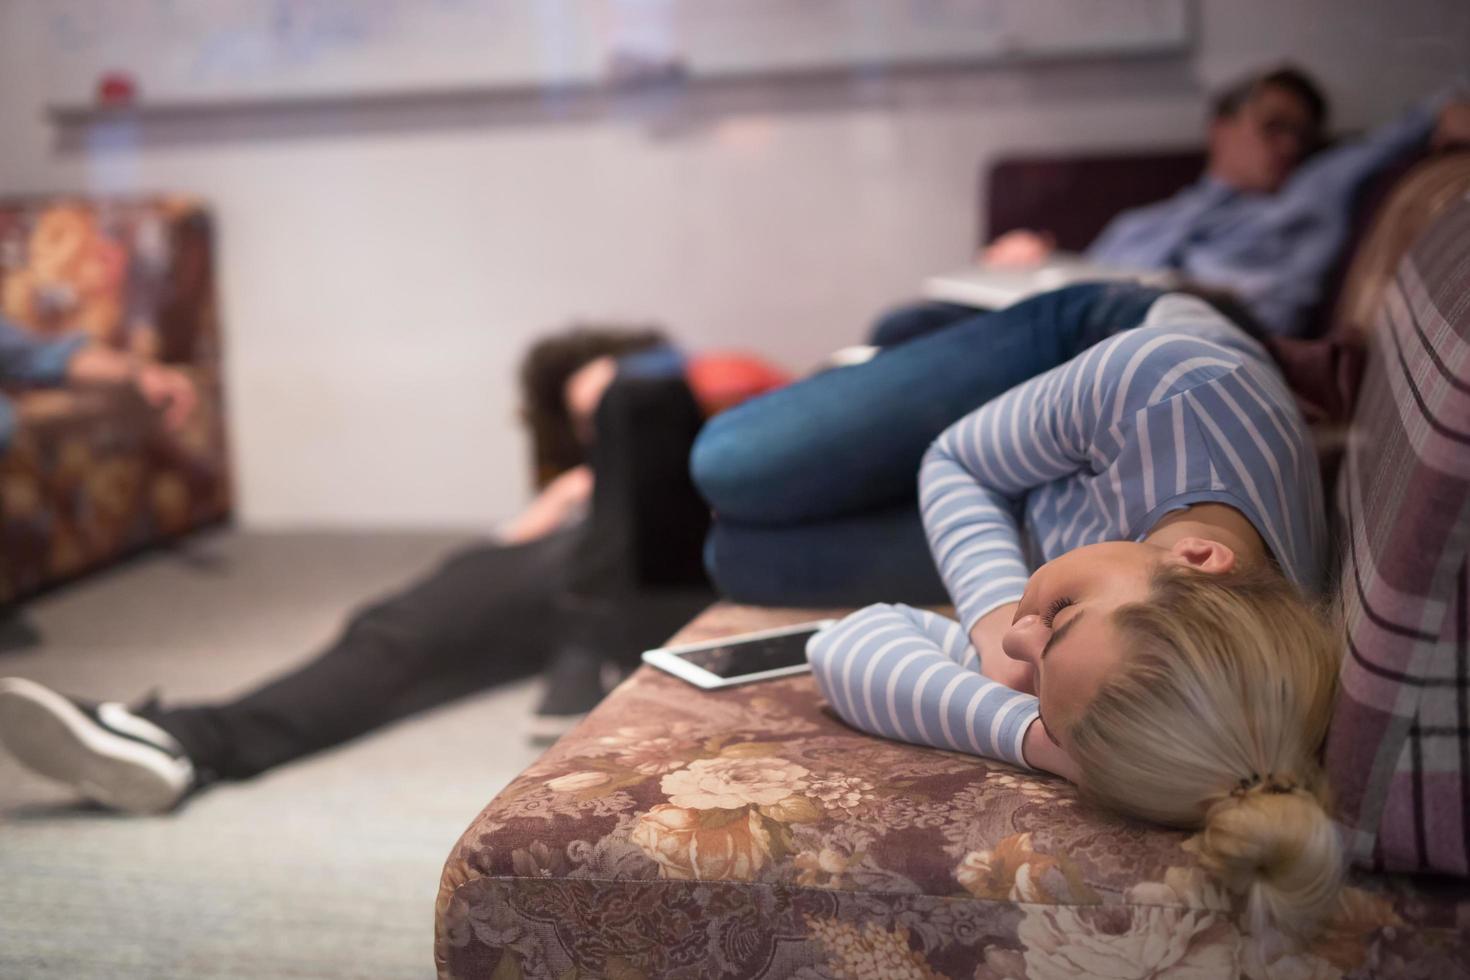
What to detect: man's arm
<box><xmin>1285</xmin><ymin>91</ymin><xmax>1463</xmax><ymax>203</ymax></box>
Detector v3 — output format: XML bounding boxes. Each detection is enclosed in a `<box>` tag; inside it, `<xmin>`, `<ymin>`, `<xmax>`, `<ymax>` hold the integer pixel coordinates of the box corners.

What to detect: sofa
<box><xmin>0</xmin><ymin>196</ymin><xmax>232</xmax><ymax>606</ymax></box>
<box><xmin>436</xmin><ymin>153</ymin><xmax>1470</xmax><ymax>978</ymax></box>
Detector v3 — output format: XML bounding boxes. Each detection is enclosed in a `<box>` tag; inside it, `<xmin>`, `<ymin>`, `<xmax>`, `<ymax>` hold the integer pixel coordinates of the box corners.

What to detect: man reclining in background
<box><xmin>0</xmin><ymin>325</ymin><xmax>787</xmax><ymax>814</ymax></box>
<box><xmin>881</xmin><ymin>64</ymin><xmax>1470</xmax><ymax>345</ymax></box>
<box><xmin>695</xmin><ymin>67</ymin><xmax>1470</xmax><ymax>607</ymax></box>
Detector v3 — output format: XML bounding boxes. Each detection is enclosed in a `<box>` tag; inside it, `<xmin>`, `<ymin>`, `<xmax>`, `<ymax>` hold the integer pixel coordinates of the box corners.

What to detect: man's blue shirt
<box><xmin>1087</xmin><ymin>97</ymin><xmax>1442</xmax><ymax>336</ymax></box>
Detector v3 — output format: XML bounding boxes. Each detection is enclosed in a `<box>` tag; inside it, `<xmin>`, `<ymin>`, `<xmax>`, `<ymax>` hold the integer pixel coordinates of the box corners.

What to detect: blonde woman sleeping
<box><xmin>807</xmin><ymin>293</ymin><xmax>1341</xmax><ymax>940</ymax></box>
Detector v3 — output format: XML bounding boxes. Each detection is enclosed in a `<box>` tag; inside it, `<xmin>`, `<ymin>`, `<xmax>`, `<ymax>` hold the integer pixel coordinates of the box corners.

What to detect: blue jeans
<box><xmin>691</xmin><ymin>283</ymin><xmax>1167</xmax><ymax>605</ymax></box>
<box><xmin>868</xmin><ymin>301</ymin><xmax>976</xmax><ymax>348</ymax></box>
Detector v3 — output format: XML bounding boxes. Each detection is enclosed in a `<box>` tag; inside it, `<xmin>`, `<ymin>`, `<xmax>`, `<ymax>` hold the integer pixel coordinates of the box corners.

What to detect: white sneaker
<box><xmin>0</xmin><ymin>677</ymin><xmax>195</xmax><ymax>814</ymax></box>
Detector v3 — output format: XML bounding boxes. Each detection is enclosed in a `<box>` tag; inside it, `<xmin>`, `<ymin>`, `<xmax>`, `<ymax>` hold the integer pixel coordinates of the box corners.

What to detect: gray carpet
<box><xmin>0</xmin><ymin>530</ymin><xmax>550</xmax><ymax>979</ymax></box>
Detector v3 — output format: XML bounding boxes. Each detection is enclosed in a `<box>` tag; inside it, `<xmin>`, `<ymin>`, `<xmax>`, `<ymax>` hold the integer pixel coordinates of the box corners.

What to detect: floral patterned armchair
<box><xmin>0</xmin><ymin>196</ymin><xmax>231</xmax><ymax>605</ymax></box>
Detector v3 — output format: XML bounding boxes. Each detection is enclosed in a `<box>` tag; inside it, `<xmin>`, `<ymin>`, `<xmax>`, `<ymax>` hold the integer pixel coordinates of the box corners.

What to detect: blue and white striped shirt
<box><xmin>808</xmin><ymin>294</ymin><xmax>1327</xmax><ymax>769</ymax></box>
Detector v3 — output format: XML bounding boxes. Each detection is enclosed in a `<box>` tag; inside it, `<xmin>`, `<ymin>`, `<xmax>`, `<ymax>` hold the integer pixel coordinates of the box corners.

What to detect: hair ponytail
<box><xmin>1198</xmin><ymin>776</ymin><xmax>1343</xmax><ymax>939</ymax></box>
<box><xmin>1066</xmin><ymin>562</ymin><xmax>1344</xmax><ymax>943</ymax></box>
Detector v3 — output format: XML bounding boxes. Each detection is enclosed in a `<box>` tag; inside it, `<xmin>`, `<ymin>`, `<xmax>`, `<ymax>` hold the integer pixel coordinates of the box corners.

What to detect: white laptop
<box><xmin>923</xmin><ymin>254</ymin><xmax>1179</xmax><ymax>310</ymax></box>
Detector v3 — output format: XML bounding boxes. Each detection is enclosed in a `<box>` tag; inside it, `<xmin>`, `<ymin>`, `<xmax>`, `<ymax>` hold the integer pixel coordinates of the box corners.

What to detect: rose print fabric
<box><xmin>436</xmin><ymin>605</ymin><xmax>1469</xmax><ymax>980</ymax></box>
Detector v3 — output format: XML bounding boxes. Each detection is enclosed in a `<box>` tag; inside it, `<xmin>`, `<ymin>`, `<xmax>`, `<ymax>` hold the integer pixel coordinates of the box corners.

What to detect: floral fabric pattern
<box><xmin>437</xmin><ymin>605</ymin><xmax>1470</xmax><ymax>980</ymax></box>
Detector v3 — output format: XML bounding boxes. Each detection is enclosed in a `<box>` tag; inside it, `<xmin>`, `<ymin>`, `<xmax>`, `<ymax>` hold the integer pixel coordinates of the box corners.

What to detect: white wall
<box><xmin>1</xmin><ymin>0</ymin><xmax>1465</xmax><ymax>530</ymax></box>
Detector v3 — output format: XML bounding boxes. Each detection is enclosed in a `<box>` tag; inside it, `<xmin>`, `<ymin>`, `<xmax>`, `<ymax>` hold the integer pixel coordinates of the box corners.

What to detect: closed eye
<box><xmin>1040</xmin><ymin>596</ymin><xmax>1075</xmax><ymax>629</ymax></box>
<box><xmin>1041</xmin><ymin>609</ymin><xmax>1083</xmax><ymax>662</ymax></box>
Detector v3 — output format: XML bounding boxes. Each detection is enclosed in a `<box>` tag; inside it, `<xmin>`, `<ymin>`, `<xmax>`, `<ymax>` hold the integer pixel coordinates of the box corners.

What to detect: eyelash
<box><xmin>1041</xmin><ymin>596</ymin><xmax>1075</xmax><ymax>629</ymax></box>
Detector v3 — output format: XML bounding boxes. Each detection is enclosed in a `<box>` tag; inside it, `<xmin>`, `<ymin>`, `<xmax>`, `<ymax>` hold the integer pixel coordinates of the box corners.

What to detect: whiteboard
<box><xmin>36</xmin><ymin>0</ymin><xmax>1192</xmax><ymax>108</ymax></box>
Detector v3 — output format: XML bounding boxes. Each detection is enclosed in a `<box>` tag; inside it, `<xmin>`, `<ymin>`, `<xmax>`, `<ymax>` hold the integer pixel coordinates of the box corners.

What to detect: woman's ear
<box><xmin>1162</xmin><ymin>536</ymin><xmax>1237</xmax><ymax>575</ymax></box>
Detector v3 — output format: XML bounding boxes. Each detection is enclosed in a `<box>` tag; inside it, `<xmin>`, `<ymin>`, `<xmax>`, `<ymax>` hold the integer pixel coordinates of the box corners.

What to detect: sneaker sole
<box><xmin>0</xmin><ymin>678</ymin><xmax>185</xmax><ymax>814</ymax></box>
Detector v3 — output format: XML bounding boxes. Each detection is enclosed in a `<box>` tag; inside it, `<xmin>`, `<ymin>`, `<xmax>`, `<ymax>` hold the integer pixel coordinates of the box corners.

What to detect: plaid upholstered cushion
<box><xmin>1325</xmin><ymin>193</ymin><xmax>1470</xmax><ymax>876</ymax></box>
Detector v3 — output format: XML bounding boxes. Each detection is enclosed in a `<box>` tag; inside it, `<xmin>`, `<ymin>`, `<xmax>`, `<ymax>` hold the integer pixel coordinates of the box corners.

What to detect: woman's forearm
<box><xmin>809</xmin><ymin>604</ymin><xmax>1040</xmax><ymax>769</ymax></box>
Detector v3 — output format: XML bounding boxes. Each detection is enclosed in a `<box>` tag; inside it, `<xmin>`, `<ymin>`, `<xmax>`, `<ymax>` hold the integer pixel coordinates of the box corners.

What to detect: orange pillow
<box><xmin>685</xmin><ymin>353</ymin><xmax>791</xmax><ymax>417</ymax></box>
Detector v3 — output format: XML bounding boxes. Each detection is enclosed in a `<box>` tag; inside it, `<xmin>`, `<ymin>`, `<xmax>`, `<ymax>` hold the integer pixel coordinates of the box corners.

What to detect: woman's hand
<box><xmin>975</xmin><ymin>604</ymin><xmax>1079</xmax><ymax>781</ymax></box>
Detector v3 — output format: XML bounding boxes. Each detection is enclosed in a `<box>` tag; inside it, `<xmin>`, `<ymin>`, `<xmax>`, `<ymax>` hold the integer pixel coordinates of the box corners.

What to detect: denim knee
<box><xmin>689</xmin><ymin>412</ymin><xmax>770</xmax><ymax>516</ymax></box>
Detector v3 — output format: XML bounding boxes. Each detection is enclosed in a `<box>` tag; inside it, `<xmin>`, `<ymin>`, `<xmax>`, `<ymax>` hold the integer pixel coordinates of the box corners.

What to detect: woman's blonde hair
<box><xmin>1066</xmin><ymin>562</ymin><xmax>1343</xmax><ymax>940</ymax></box>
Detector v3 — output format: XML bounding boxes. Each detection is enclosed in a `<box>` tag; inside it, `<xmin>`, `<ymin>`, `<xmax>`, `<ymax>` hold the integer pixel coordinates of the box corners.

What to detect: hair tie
<box><xmin>1263</xmin><ymin>773</ymin><xmax>1298</xmax><ymax>795</ymax></box>
<box><xmin>1230</xmin><ymin>772</ymin><xmax>1263</xmax><ymax>798</ymax></box>
<box><xmin>1230</xmin><ymin>771</ymin><xmax>1298</xmax><ymax>798</ymax></box>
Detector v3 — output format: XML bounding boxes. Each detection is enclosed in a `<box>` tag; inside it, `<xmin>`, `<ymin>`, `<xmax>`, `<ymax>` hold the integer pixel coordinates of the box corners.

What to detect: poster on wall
<box><xmin>35</xmin><ymin>0</ymin><xmax>1192</xmax><ymax>110</ymax></box>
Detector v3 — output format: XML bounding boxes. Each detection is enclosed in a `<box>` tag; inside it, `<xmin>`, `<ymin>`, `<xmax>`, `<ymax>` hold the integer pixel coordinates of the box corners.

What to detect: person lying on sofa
<box><xmin>805</xmin><ymin>288</ymin><xmax>1342</xmax><ymax>943</ymax></box>
<box><xmin>696</xmin><ymin>283</ymin><xmax>1276</xmax><ymax>604</ymax></box>
<box><xmin>880</xmin><ymin>65</ymin><xmax>1470</xmax><ymax>343</ymax></box>
<box><xmin>693</xmin><ymin>70</ymin><xmax>1470</xmax><ymax>606</ymax></box>
<box><xmin>0</xmin><ymin>326</ymin><xmax>787</xmax><ymax>814</ymax></box>
<box><xmin>0</xmin><ymin>311</ymin><xmax>197</xmax><ymax>455</ymax></box>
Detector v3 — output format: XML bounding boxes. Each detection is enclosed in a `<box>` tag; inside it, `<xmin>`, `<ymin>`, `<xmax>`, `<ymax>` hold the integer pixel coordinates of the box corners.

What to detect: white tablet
<box><xmin>641</xmin><ymin>620</ymin><xmax>838</xmax><ymax>689</ymax></box>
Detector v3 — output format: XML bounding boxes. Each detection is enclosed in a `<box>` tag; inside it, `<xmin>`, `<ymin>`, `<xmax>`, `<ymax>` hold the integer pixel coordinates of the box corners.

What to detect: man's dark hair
<box><xmin>1210</xmin><ymin>65</ymin><xmax>1330</xmax><ymax>135</ymax></box>
<box><xmin>519</xmin><ymin>323</ymin><xmax>669</xmax><ymax>485</ymax></box>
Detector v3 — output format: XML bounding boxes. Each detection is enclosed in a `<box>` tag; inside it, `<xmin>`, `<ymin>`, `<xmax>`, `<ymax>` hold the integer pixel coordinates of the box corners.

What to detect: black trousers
<box><xmin>148</xmin><ymin>374</ymin><xmax>713</xmax><ymax>782</ymax></box>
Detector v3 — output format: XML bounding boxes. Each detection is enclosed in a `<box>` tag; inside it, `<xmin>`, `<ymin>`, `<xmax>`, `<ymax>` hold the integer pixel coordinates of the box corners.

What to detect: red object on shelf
<box><xmin>96</xmin><ymin>71</ymin><xmax>138</xmax><ymax>106</ymax></box>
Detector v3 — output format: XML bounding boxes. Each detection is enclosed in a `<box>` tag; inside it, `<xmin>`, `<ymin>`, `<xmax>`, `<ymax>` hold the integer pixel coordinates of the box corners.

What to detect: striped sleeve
<box><xmin>920</xmin><ymin>341</ymin><xmax>1111</xmax><ymax>630</ymax></box>
<box><xmin>807</xmin><ymin>604</ymin><xmax>1039</xmax><ymax>770</ymax></box>
<box><xmin>919</xmin><ymin>447</ymin><xmax>1030</xmax><ymax>631</ymax></box>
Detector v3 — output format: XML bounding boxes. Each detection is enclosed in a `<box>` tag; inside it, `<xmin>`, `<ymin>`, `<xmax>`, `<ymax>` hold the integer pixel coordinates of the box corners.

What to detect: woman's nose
<box><xmin>1002</xmin><ymin>614</ymin><xmax>1045</xmax><ymax>663</ymax></box>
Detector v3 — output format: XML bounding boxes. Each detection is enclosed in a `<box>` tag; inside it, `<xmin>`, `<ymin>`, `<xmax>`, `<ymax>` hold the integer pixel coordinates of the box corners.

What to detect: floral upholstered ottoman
<box><xmin>435</xmin><ymin>604</ymin><xmax>1469</xmax><ymax>980</ymax></box>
